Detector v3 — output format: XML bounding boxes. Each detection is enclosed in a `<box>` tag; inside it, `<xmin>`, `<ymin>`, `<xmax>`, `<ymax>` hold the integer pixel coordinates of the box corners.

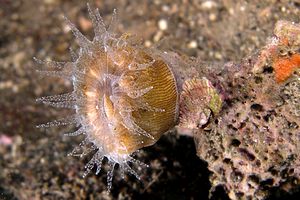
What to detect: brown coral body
<box><xmin>79</xmin><ymin>47</ymin><xmax>178</xmax><ymax>155</ymax></box>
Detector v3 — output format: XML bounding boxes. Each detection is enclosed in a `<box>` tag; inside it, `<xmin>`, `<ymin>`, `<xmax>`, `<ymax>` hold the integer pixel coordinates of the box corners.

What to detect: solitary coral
<box><xmin>36</xmin><ymin>4</ymin><xmax>178</xmax><ymax>189</ymax></box>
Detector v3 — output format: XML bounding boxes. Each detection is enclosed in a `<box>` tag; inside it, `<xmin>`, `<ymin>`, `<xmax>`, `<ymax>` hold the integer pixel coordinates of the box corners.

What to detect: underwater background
<box><xmin>0</xmin><ymin>0</ymin><xmax>299</xmax><ymax>199</ymax></box>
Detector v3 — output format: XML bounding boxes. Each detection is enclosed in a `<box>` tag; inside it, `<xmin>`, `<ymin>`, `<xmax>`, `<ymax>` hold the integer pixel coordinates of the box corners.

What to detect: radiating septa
<box><xmin>178</xmin><ymin>77</ymin><xmax>223</xmax><ymax>130</ymax></box>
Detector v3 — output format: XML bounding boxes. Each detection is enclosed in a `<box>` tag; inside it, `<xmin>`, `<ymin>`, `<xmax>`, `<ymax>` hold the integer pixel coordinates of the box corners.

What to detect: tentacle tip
<box><xmin>33</xmin><ymin>56</ymin><xmax>38</xmax><ymax>62</ymax></box>
<box><xmin>82</xmin><ymin>173</ymin><xmax>88</xmax><ymax>178</ymax></box>
<box><xmin>95</xmin><ymin>170</ymin><xmax>101</xmax><ymax>175</ymax></box>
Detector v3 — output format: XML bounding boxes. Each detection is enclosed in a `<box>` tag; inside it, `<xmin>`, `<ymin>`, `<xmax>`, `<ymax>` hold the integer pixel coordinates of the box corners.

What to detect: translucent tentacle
<box><xmin>120</xmin><ymin>111</ymin><xmax>154</xmax><ymax>139</ymax></box>
<box><xmin>38</xmin><ymin>101</ymin><xmax>76</xmax><ymax>109</ymax></box>
<box><xmin>34</xmin><ymin>58</ymin><xmax>73</xmax><ymax>79</ymax></box>
<box><xmin>87</xmin><ymin>3</ymin><xmax>107</xmax><ymax>39</ymax></box>
<box><xmin>107</xmin><ymin>9</ymin><xmax>118</xmax><ymax>34</ymax></box>
<box><xmin>135</xmin><ymin>100</ymin><xmax>165</xmax><ymax>112</ymax></box>
<box><xmin>129</xmin><ymin>60</ymin><xmax>155</xmax><ymax>71</ymax></box>
<box><xmin>82</xmin><ymin>150</ymin><xmax>104</xmax><ymax>178</ymax></box>
<box><xmin>36</xmin><ymin>70</ymin><xmax>71</xmax><ymax>79</ymax></box>
<box><xmin>63</xmin><ymin>16</ymin><xmax>92</xmax><ymax>49</ymax></box>
<box><xmin>33</xmin><ymin>57</ymin><xmax>67</xmax><ymax>70</ymax></box>
<box><xmin>36</xmin><ymin>92</ymin><xmax>76</xmax><ymax>102</ymax></box>
<box><xmin>127</xmin><ymin>86</ymin><xmax>153</xmax><ymax>99</ymax></box>
<box><xmin>128</xmin><ymin>156</ymin><xmax>149</xmax><ymax>168</ymax></box>
<box><xmin>69</xmin><ymin>47</ymin><xmax>78</xmax><ymax>62</ymax></box>
<box><xmin>36</xmin><ymin>115</ymin><xmax>79</xmax><ymax>128</ymax></box>
<box><xmin>95</xmin><ymin>154</ymin><xmax>104</xmax><ymax>175</ymax></box>
<box><xmin>107</xmin><ymin>160</ymin><xmax>116</xmax><ymax>191</ymax></box>
<box><xmin>68</xmin><ymin>138</ymin><xmax>95</xmax><ymax>157</ymax></box>
<box><xmin>64</xmin><ymin>127</ymin><xmax>85</xmax><ymax>136</ymax></box>
<box><xmin>123</xmin><ymin>162</ymin><xmax>140</xmax><ymax>180</ymax></box>
<box><xmin>36</xmin><ymin>93</ymin><xmax>77</xmax><ymax>109</ymax></box>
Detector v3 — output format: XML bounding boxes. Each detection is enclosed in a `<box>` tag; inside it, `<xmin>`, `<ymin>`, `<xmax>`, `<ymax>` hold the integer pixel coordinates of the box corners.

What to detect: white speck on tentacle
<box><xmin>64</xmin><ymin>127</ymin><xmax>85</xmax><ymax>137</ymax></box>
<box><xmin>63</xmin><ymin>16</ymin><xmax>92</xmax><ymax>51</ymax></box>
<box><xmin>82</xmin><ymin>150</ymin><xmax>105</xmax><ymax>178</ymax></box>
<box><xmin>87</xmin><ymin>4</ymin><xmax>106</xmax><ymax>40</ymax></box>
<box><xmin>130</xmin><ymin>59</ymin><xmax>156</xmax><ymax>71</ymax></box>
<box><xmin>36</xmin><ymin>115</ymin><xmax>79</xmax><ymax>128</ymax></box>
<box><xmin>69</xmin><ymin>47</ymin><xmax>78</xmax><ymax>62</ymax></box>
<box><xmin>127</xmin><ymin>86</ymin><xmax>154</xmax><ymax>99</ymax></box>
<box><xmin>106</xmin><ymin>161</ymin><xmax>116</xmax><ymax>191</ymax></box>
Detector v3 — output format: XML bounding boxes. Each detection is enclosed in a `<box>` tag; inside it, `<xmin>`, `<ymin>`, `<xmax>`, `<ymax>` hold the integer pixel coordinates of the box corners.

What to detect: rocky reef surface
<box><xmin>178</xmin><ymin>20</ymin><xmax>300</xmax><ymax>200</ymax></box>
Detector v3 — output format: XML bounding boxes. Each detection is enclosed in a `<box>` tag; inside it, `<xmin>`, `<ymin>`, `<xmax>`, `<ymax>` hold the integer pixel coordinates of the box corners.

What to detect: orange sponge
<box><xmin>273</xmin><ymin>53</ymin><xmax>300</xmax><ymax>83</ymax></box>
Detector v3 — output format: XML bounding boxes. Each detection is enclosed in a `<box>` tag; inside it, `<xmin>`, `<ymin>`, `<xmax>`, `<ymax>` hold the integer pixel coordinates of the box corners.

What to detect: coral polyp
<box><xmin>36</xmin><ymin>5</ymin><xmax>178</xmax><ymax>189</ymax></box>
